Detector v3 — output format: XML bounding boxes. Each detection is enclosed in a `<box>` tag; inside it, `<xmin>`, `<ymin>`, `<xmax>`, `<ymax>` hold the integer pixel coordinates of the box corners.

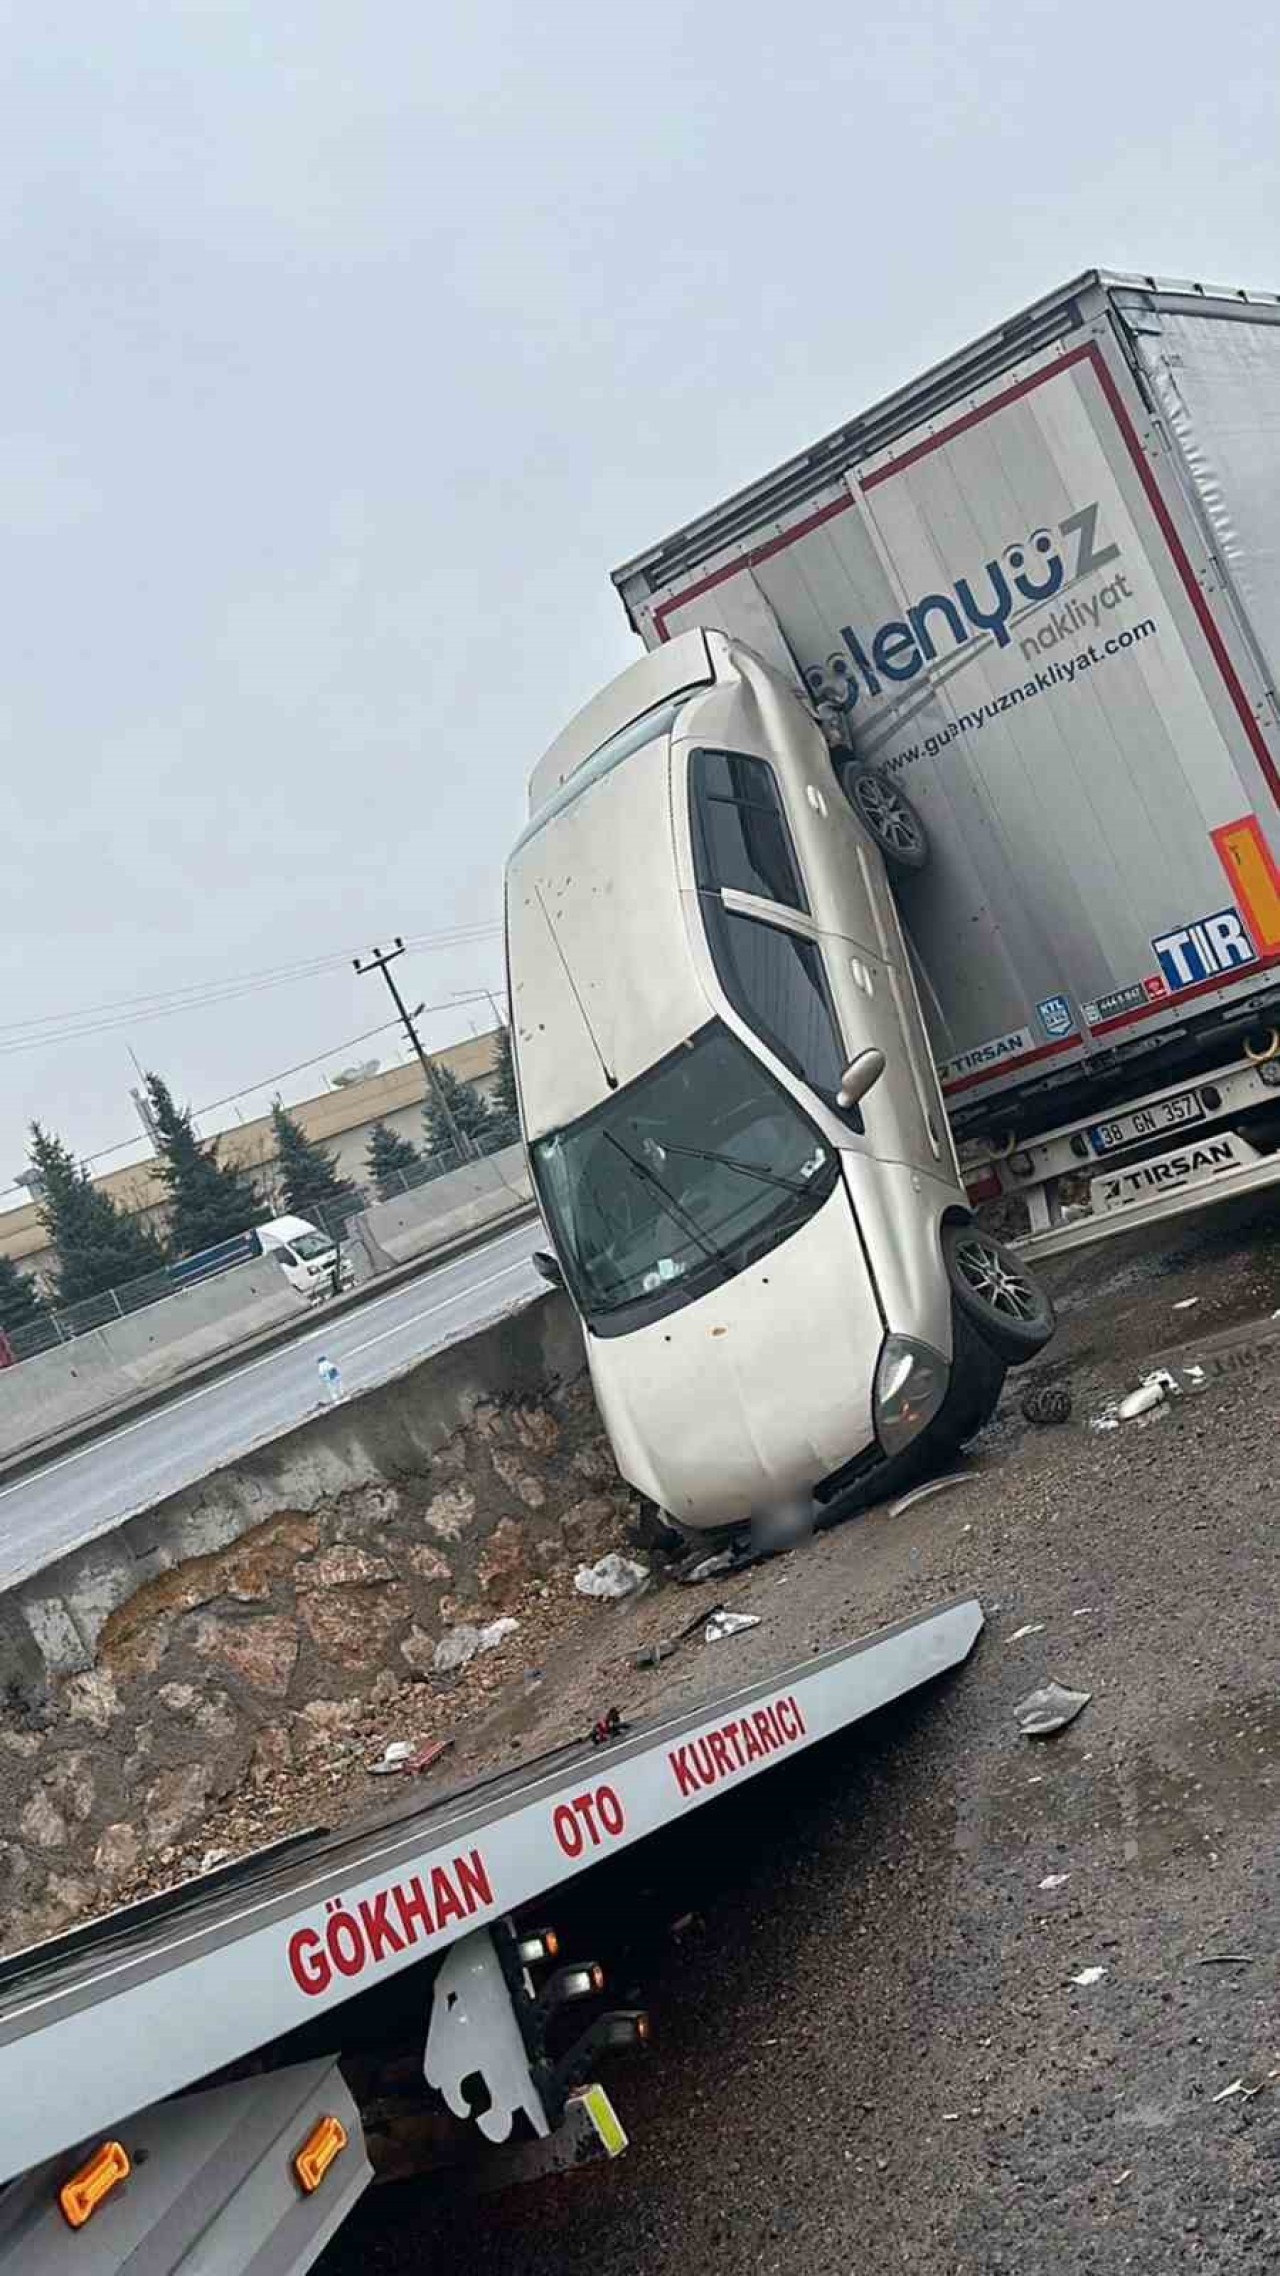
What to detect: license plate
<box><xmin>1088</xmin><ymin>1089</ymin><xmax>1206</xmax><ymax>1155</ymax></box>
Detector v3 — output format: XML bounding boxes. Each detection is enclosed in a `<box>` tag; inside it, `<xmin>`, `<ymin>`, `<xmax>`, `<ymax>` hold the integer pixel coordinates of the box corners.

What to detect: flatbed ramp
<box><xmin>0</xmin><ymin>1597</ymin><xmax>981</xmax><ymax>2252</ymax></box>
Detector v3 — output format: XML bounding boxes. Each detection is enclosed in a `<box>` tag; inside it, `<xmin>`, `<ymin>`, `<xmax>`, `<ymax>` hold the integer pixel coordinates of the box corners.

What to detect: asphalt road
<box><xmin>319</xmin><ymin>1194</ymin><xmax>1280</xmax><ymax>2276</ymax></box>
<box><xmin>0</xmin><ymin>1218</ymin><xmax>545</xmax><ymax>1590</ymax></box>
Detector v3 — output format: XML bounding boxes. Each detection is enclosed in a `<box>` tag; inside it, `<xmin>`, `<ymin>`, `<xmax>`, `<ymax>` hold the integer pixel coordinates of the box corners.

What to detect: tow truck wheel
<box><xmin>942</xmin><ymin>1221</ymin><xmax>1055</xmax><ymax>1360</ymax></box>
<box><xmin>835</xmin><ymin>758</ymin><xmax>929</xmax><ymax>873</ymax></box>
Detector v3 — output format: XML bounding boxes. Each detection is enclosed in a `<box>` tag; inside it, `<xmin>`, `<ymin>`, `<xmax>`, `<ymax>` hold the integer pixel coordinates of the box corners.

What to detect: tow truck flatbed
<box><xmin>0</xmin><ymin>1597</ymin><xmax>981</xmax><ymax>2191</ymax></box>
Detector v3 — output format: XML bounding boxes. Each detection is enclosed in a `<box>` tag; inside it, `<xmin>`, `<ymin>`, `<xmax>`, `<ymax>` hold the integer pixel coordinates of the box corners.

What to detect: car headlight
<box><xmin>873</xmin><ymin>1334</ymin><xmax>949</xmax><ymax>1458</ymax></box>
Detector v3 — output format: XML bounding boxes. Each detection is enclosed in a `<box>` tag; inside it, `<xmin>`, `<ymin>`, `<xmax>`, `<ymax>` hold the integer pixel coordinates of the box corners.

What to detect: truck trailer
<box><xmin>611</xmin><ymin>270</ymin><xmax>1280</xmax><ymax>1255</ymax></box>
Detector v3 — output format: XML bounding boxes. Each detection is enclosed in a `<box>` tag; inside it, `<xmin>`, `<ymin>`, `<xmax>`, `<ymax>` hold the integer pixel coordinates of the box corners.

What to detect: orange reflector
<box><xmin>1213</xmin><ymin>814</ymin><xmax>1280</xmax><ymax>954</ymax></box>
<box><xmin>294</xmin><ymin>2115</ymin><xmax>348</xmax><ymax>2195</ymax></box>
<box><xmin>544</xmin><ymin>1928</ymin><xmax>560</xmax><ymax>1959</ymax></box>
<box><xmin>59</xmin><ymin>2140</ymin><xmax>131</xmax><ymax>2229</ymax></box>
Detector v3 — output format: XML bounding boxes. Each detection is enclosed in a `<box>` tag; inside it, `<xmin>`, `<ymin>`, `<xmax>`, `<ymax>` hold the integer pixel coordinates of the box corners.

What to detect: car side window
<box><xmin>701</xmin><ymin>901</ymin><xmax>862</xmax><ymax>1131</ymax></box>
<box><xmin>689</xmin><ymin>749</ymin><xmax>808</xmax><ymax>912</ymax></box>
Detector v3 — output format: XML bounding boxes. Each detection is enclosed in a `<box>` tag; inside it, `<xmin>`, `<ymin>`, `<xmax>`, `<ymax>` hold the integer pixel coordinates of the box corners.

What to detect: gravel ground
<box><xmin>313</xmin><ymin>1197</ymin><xmax>1280</xmax><ymax>2276</ymax></box>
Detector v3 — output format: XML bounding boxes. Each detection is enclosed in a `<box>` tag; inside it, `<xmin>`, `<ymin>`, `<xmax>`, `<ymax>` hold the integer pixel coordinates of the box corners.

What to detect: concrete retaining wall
<box><xmin>0</xmin><ymin>1290</ymin><xmax>633</xmax><ymax>1956</ymax></box>
<box><xmin>0</xmin><ymin>1261</ymin><xmax>305</xmax><ymax>1459</ymax></box>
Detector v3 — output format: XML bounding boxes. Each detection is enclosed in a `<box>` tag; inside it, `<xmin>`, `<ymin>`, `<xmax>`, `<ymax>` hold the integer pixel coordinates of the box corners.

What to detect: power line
<box><xmin>0</xmin><ymin>925</ymin><xmax>502</xmax><ymax>1057</ymax></box>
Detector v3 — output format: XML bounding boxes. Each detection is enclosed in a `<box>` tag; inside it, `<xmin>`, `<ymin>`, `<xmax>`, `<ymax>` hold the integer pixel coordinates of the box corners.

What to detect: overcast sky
<box><xmin>1</xmin><ymin>0</ymin><xmax>1276</xmax><ymax>1200</ymax></box>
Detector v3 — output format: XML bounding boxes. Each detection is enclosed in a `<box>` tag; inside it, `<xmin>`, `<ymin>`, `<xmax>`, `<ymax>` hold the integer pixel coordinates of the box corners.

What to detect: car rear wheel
<box><xmin>836</xmin><ymin>760</ymin><xmax>929</xmax><ymax>872</ymax></box>
<box><xmin>942</xmin><ymin>1221</ymin><xmax>1055</xmax><ymax>1360</ymax></box>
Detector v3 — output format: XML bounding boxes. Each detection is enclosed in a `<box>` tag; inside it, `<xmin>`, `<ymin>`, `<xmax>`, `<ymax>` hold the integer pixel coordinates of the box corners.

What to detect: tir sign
<box><xmin>1151</xmin><ymin>908</ymin><xmax>1257</xmax><ymax>992</ymax></box>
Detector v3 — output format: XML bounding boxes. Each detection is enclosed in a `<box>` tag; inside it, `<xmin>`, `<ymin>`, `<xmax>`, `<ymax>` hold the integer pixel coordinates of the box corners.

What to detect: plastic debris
<box><xmin>574</xmin><ymin>1553</ymin><xmax>649</xmax><ymax>1599</ymax></box>
<box><xmin>705</xmin><ymin>1609</ymin><xmax>762</xmax><ymax>1643</ymax></box>
<box><xmin>433</xmin><ymin>1624</ymin><xmax>481</xmax><ymax>1674</ymax></box>
<box><xmin>1071</xmin><ymin>1607</ymin><xmax>1096</xmax><ymax>1618</ymax></box>
<box><xmin>1007</xmin><ymin>1622</ymin><xmax>1046</xmax><ymax>1642</ymax></box>
<box><xmin>1173</xmin><ymin>1296</ymin><xmax>1200</xmax><ymax>1310</ymax></box>
<box><xmin>1113</xmin><ymin>2169</ymin><xmax>1133</xmax><ymax>2186</ymax></box>
<box><xmin>1194</xmin><ymin>1952</ymin><xmax>1251</xmax><ymax>1966</ymax></box>
<box><xmin>1118</xmin><ymin>1367</ymin><xmax>1180</xmax><ymax>1421</ymax></box>
<box><xmin>1070</xmin><ymin>1966</ymin><xmax>1106</xmax><ymax>1986</ymax></box>
<box><xmin>889</xmin><ymin>1472</ymin><xmax>972</xmax><ymax>1518</ymax></box>
<box><xmin>316</xmin><ymin>1354</ymin><xmax>345</xmax><ymax>1406</ymax></box>
<box><xmin>477</xmin><ymin>1616</ymin><xmax>519</xmax><ymax>1652</ymax></box>
<box><xmin>1039</xmin><ymin>1873</ymin><xmax>1071</xmax><ymax>1891</ymax></box>
<box><xmin>1016</xmin><ymin>1680</ymin><xmax>1092</xmax><ymax>1737</ymax></box>
<box><xmin>370</xmin><ymin>1736</ymin><xmax>453</xmax><ymax>1778</ymax></box>
<box><xmin>1118</xmin><ymin>1379</ymin><xmax>1165</xmax><ymax>1420</ymax></box>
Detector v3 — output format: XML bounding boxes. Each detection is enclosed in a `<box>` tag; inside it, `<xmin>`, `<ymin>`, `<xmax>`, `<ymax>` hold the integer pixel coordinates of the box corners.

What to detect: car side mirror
<box><xmin>837</xmin><ymin>1047</ymin><xmax>886</xmax><ymax>1110</ymax></box>
<box><xmin>532</xmin><ymin>1249</ymin><xmax>564</xmax><ymax>1287</ymax></box>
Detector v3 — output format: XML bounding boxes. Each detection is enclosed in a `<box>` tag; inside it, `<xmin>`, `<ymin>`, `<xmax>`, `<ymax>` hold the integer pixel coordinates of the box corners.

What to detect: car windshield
<box><xmin>531</xmin><ymin>1022</ymin><xmax>840</xmax><ymax>1335</ymax></box>
<box><xmin>290</xmin><ymin>1231</ymin><xmax>333</xmax><ymax>1260</ymax></box>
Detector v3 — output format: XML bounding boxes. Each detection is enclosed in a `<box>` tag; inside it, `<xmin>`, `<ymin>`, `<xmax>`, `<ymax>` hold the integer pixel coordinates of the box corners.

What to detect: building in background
<box><xmin>0</xmin><ymin>1029</ymin><xmax>503</xmax><ymax>1288</ymax></box>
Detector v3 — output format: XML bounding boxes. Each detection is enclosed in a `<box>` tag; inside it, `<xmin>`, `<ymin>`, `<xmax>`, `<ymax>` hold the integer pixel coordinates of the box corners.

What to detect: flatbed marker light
<box><xmin>59</xmin><ymin>2140</ymin><xmax>131</xmax><ymax>2228</ymax></box>
<box><xmin>534</xmin><ymin>1962</ymin><xmax>605</xmax><ymax>2018</ymax></box>
<box><xmin>293</xmin><ymin>2115</ymin><xmax>348</xmax><ymax>2195</ymax></box>
<box><xmin>516</xmin><ymin>1928</ymin><xmax>559</xmax><ymax>1965</ymax></box>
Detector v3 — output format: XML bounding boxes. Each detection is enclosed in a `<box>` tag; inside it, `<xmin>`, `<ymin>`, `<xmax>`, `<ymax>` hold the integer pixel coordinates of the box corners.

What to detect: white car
<box><xmin>506</xmin><ymin>627</ymin><xmax>1052</xmax><ymax>1538</ymax></box>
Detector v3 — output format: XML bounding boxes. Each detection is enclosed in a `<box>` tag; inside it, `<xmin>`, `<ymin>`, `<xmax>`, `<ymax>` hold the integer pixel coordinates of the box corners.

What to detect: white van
<box><xmin>505</xmin><ymin>628</ymin><xmax>1053</xmax><ymax>1539</ymax></box>
<box><xmin>253</xmin><ymin>1214</ymin><xmax>355</xmax><ymax>1301</ymax></box>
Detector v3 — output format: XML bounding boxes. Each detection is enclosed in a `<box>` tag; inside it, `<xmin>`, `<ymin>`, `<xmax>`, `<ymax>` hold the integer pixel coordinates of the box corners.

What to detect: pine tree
<box><xmin>365</xmin><ymin>1121</ymin><xmax>424</xmax><ymax>1200</ymax></box>
<box><xmin>422</xmin><ymin>1062</ymin><xmax>496</xmax><ymax>1160</ymax></box>
<box><xmin>0</xmin><ymin>1253</ymin><xmax>44</xmax><ymax>1332</ymax></box>
<box><xmin>488</xmin><ymin>1024</ymin><xmax>521</xmax><ymax>1143</ymax></box>
<box><xmin>28</xmin><ymin>1124</ymin><xmax>167</xmax><ymax>1305</ymax></box>
<box><xmin>145</xmin><ymin>1072</ymin><xmax>264</xmax><ymax>1259</ymax></box>
<box><xmin>269</xmin><ymin>1102</ymin><xmax>358</xmax><ymax>1219</ymax></box>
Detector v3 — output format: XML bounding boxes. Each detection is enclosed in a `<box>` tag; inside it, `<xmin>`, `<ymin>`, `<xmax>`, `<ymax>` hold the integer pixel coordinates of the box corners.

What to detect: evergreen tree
<box><xmin>422</xmin><ymin>1062</ymin><xmax>496</xmax><ymax>1160</ymax></box>
<box><xmin>488</xmin><ymin>1024</ymin><xmax>521</xmax><ymax>1143</ymax></box>
<box><xmin>0</xmin><ymin>1253</ymin><xmax>44</xmax><ymax>1332</ymax></box>
<box><xmin>365</xmin><ymin>1120</ymin><xmax>424</xmax><ymax>1199</ymax></box>
<box><xmin>145</xmin><ymin>1071</ymin><xmax>264</xmax><ymax>1259</ymax></box>
<box><xmin>28</xmin><ymin>1124</ymin><xmax>167</xmax><ymax>1305</ymax></box>
<box><xmin>269</xmin><ymin>1102</ymin><xmax>358</xmax><ymax>1218</ymax></box>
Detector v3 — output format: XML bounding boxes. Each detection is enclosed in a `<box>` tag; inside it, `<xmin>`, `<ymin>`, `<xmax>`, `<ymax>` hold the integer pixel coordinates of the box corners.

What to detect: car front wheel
<box><xmin>942</xmin><ymin>1221</ymin><xmax>1055</xmax><ymax>1361</ymax></box>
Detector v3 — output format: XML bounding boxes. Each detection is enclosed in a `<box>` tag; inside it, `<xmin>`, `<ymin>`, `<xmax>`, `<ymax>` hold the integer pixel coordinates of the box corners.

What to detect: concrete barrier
<box><xmin>355</xmin><ymin>1144</ymin><xmax>533</xmax><ymax>1265</ymax></box>
<box><xmin>0</xmin><ymin>1262</ymin><xmax>304</xmax><ymax>1458</ymax></box>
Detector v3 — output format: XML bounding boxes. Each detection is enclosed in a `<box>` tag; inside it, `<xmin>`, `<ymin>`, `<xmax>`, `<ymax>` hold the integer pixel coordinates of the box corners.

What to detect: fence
<box><xmin>2</xmin><ymin>1123</ymin><xmax>522</xmax><ymax>1365</ymax></box>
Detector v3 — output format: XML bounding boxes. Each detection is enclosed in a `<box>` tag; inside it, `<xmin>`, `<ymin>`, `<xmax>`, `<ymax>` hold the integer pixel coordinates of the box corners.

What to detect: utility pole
<box><xmin>353</xmin><ymin>939</ymin><xmax>476</xmax><ymax>1161</ymax></box>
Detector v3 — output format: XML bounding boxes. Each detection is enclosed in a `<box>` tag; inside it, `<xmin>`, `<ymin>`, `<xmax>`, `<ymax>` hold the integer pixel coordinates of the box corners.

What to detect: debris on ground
<box><xmin>1070</xmin><ymin>1966</ymin><xmax>1107</xmax><ymax>1987</ymax></box>
<box><xmin>369</xmin><ymin>1735</ymin><xmax>453</xmax><ymax>1778</ymax></box>
<box><xmin>1016</xmin><ymin>1680</ymin><xmax>1092</xmax><ymax>1737</ymax></box>
<box><xmin>704</xmin><ymin>1609</ymin><xmax>762</xmax><ymax>1643</ymax></box>
<box><xmin>1020</xmin><ymin>1380</ymin><xmax>1074</xmax><ymax>1426</ymax></box>
<box><xmin>633</xmin><ymin>1606</ymin><xmax>721</xmax><ymax>1670</ymax></box>
<box><xmin>1038</xmin><ymin>1873</ymin><xmax>1071</xmax><ymax>1891</ymax></box>
<box><xmin>574</xmin><ymin>1553</ymin><xmax>650</xmax><ymax>1599</ymax></box>
<box><xmin>1006</xmin><ymin>1622</ymin><xmax>1046</xmax><ymax>1642</ymax></box>
<box><xmin>682</xmin><ymin>1549</ymin><xmax>737</xmax><ymax>1585</ymax></box>
<box><xmin>1211</xmin><ymin>2077</ymin><xmax>1262</xmax><ymax>2104</ymax></box>
<box><xmin>478</xmin><ymin>1617</ymin><xmax>520</xmax><ymax>1651</ymax></box>
<box><xmin>1117</xmin><ymin>1368</ymin><xmax>1180</xmax><ymax>1420</ymax></box>
<box><xmin>420</xmin><ymin>1618</ymin><xmax>520</xmax><ymax>1682</ymax></box>
<box><xmin>1173</xmin><ymin>1296</ymin><xmax>1200</xmax><ymax>1310</ymax></box>
<box><xmin>888</xmin><ymin>1472</ymin><xmax>973</xmax><ymax>1518</ymax></box>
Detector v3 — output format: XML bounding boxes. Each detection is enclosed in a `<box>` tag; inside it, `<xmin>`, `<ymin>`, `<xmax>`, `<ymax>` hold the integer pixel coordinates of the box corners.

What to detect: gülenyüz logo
<box><xmin>807</xmin><ymin>504</ymin><xmax>1121</xmax><ymax>712</ymax></box>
